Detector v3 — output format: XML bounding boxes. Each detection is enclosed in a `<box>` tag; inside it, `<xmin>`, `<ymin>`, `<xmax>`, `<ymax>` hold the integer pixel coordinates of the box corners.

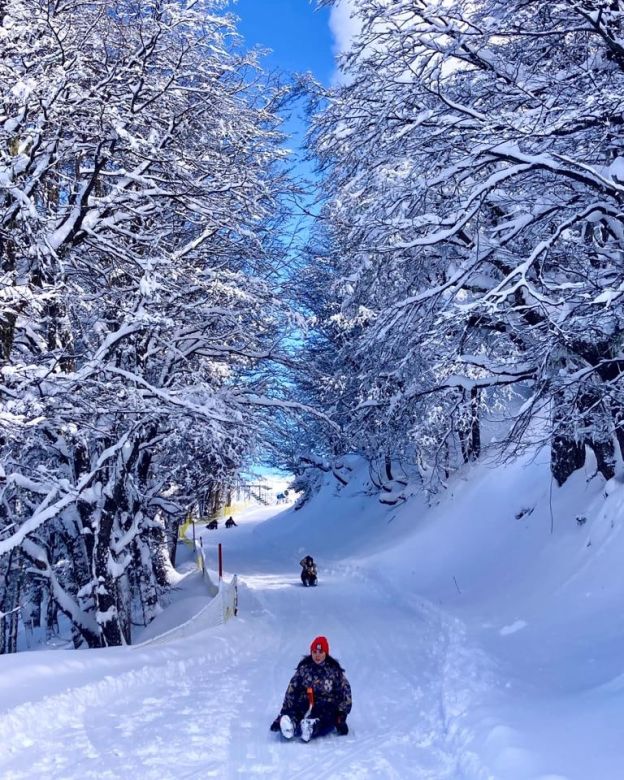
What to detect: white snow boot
<box><xmin>279</xmin><ymin>714</ymin><xmax>295</xmax><ymax>740</ymax></box>
<box><xmin>300</xmin><ymin>717</ymin><xmax>319</xmax><ymax>743</ymax></box>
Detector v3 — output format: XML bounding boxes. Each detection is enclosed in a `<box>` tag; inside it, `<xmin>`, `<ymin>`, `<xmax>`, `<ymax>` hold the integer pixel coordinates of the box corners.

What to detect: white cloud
<box><xmin>328</xmin><ymin>0</ymin><xmax>360</xmax><ymax>55</ymax></box>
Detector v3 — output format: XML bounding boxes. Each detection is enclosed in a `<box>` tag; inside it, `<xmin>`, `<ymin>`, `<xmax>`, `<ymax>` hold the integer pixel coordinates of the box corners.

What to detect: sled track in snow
<box><xmin>338</xmin><ymin>566</ymin><xmax>496</xmax><ymax>780</ymax></box>
<box><xmin>246</xmin><ymin>563</ymin><xmax>496</xmax><ymax>780</ymax></box>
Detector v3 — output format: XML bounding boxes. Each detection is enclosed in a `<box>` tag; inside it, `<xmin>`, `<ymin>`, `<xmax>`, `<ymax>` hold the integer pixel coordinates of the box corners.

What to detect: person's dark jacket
<box><xmin>300</xmin><ymin>556</ymin><xmax>317</xmax><ymax>580</ymax></box>
<box><xmin>280</xmin><ymin>655</ymin><xmax>352</xmax><ymax>720</ymax></box>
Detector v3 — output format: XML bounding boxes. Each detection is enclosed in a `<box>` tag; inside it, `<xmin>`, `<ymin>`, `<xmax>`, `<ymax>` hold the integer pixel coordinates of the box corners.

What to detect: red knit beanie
<box><xmin>310</xmin><ymin>635</ymin><xmax>329</xmax><ymax>655</ymax></box>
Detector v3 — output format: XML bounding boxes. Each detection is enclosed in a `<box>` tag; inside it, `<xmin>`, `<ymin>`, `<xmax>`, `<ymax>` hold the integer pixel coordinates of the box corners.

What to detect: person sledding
<box><xmin>269</xmin><ymin>635</ymin><xmax>352</xmax><ymax>742</ymax></box>
<box><xmin>299</xmin><ymin>555</ymin><xmax>317</xmax><ymax>587</ymax></box>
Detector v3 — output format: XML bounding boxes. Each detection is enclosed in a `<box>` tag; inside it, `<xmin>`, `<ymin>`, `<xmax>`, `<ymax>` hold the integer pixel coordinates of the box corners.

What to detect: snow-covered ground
<box><xmin>1</xmin><ymin>452</ymin><xmax>624</xmax><ymax>779</ymax></box>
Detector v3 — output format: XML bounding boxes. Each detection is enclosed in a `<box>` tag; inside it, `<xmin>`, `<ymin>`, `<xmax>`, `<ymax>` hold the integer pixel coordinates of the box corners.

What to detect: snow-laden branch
<box><xmin>240</xmin><ymin>394</ymin><xmax>342</xmax><ymax>431</ymax></box>
<box><xmin>101</xmin><ymin>366</ymin><xmax>240</xmax><ymax>424</ymax></box>
<box><xmin>0</xmin><ymin>434</ymin><xmax>130</xmax><ymax>557</ymax></box>
<box><xmin>488</xmin><ymin>143</ymin><xmax>624</xmax><ymax>196</ymax></box>
<box><xmin>21</xmin><ymin>539</ymin><xmax>100</xmax><ymax>636</ymax></box>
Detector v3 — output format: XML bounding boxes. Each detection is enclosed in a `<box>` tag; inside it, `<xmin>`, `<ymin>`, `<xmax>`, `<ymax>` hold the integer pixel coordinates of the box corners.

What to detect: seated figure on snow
<box><xmin>299</xmin><ymin>555</ymin><xmax>317</xmax><ymax>587</ymax></box>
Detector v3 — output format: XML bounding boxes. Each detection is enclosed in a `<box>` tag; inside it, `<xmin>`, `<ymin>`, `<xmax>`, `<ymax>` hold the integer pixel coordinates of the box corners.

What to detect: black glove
<box><xmin>270</xmin><ymin>716</ymin><xmax>281</xmax><ymax>732</ymax></box>
<box><xmin>335</xmin><ymin>715</ymin><xmax>349</xmax><ymax>736</ymax></box>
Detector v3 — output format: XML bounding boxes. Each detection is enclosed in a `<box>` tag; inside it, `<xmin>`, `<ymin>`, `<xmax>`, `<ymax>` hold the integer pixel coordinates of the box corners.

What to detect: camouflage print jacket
<box><xmin>280</xmin><ymin>656</ymin><xmax>352</xmax><ymax>718</ymax></box>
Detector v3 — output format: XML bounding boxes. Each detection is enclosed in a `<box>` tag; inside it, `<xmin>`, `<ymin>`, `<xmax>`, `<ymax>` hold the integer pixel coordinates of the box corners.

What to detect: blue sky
<box><xmin>227</xmin><ymin>1</ymin><xmax>341</xmax><ymax>478</ymax></box>
<box><xmin>230</xmin><ymin>0</ymin><xmax>335</xmax><ymax>85</ymax></box>
<box><xmin>229</xmin><ymin>0</ymin><xmax>339</xmax><ymax>207</ymax></box>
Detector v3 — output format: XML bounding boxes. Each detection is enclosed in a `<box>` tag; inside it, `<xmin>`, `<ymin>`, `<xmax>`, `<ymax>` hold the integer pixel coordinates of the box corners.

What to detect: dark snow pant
<box><xmin>301</xmin><ymin>572</ymin><xmax>317</xmax><ymax>586</ymax></box>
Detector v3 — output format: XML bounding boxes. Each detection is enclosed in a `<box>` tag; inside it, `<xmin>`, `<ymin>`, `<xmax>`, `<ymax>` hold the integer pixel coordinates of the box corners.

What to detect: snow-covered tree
<box><xmin>311</xmin><ymin>0</ymin><xmax>624</xmax><ymax>487</ymax></box>
<box><xmin>0</xmin><ymin>0</ymin><xmax>292</xmax><ymax>650</ymax></box>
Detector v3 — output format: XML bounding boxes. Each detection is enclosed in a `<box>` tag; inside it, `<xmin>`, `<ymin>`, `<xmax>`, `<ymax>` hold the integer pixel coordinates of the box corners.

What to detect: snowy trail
<box><xmin>232</xmin><ymin>567</ymin><xmax>464</xmax><ymax>780</ymax></box>
<box><xmin>0</xmin><ymin>508</ymin><xmax>494</xmax><ymax>780</ymax></box>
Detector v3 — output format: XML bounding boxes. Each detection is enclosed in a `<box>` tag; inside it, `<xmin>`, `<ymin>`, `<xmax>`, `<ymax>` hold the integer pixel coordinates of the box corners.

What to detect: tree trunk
<box><xmin>578</xmin><ymin>391</ymin><xmax>616</xmax><ymax>481</ymax></box>
<box><xmin>170</xmin><ymin>519</ymin><xmax>180</xmax><ymax>567</ymax></box>
<box><xmin>94</xmin><ymin>500</ymin><xmax>125</xmax><ymax>647</ymax></box>
<box><xmin>384</xmin><ymin>454</ymin><xmax>393</xmax><ymax>481</ymax></box>
<box><xmin>459</xmin><ymin>387</ymin><xmax>481</xmax><ymax>463</ymax></box>
<box><xmin>589</xmin><ymin>438</ymin><xmax>616</xmax><ymax>481</ymax></box>
<box><xmin>551</xmin><ymin>435</ymin><xmax>585</xmax><ymax>486</ymax></box>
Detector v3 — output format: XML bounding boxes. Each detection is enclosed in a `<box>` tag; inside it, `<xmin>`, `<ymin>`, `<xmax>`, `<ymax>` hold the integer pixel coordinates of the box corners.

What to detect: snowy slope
<box><xmin>1</xmin><ymin>454</ymin><xmax>624</xmax><ymax>779</ymax></box>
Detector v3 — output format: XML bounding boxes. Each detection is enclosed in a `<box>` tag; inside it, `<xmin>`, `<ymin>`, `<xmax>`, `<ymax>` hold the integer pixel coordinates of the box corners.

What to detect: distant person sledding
<box><xmin>300</xmin><ymin>555</ymin><xmax>317</xmax><ymax>587</ymax></box>
<box><xmin>225</xmin><ymin>516</ymin><xmax>237</xmax><ymax>528</ymax></box>
<box><xmin>276</xmin><ymin>489</ymin><xmax>290</xmax><ymax>504</ymax></box>
<box><xmin>206</xmin><ymin>519</ymin><xmax>218</xmax><ymax>530</ymax></box>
